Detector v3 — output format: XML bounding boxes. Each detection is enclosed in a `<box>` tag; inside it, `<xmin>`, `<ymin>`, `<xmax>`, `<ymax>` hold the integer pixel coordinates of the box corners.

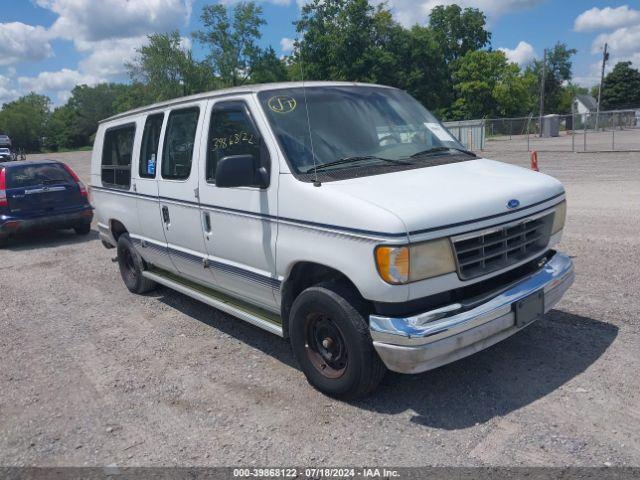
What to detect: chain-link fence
<box><xmin>479</xmin><ymin>109</ymin><xmax>640</xmax><ymax>153</ymax></box>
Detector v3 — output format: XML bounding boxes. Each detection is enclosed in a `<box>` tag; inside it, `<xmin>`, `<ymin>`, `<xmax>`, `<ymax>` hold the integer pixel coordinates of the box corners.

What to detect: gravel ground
<box><xmin>1</xmin><ymin>140</ymin><xmax>639</xmax><ymax>467</ymax></box>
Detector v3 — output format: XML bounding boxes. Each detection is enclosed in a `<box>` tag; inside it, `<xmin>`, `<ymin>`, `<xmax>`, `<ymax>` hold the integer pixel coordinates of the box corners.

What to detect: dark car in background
<box><xmin>0</xmin><ymin>160</ymin><xmax>93</xmax><ymax>248</ymax></box>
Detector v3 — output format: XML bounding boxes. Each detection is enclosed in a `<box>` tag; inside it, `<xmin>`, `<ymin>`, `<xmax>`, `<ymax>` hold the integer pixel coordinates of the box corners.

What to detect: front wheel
<box><xmin>117</xmin><ymin>234</ymin><xmax>156</xmax><ymax>294</ymax></box>
<box><xmin>289</xmin><ymin>283</ymin><xmax>386</xmax><ymax>399</ymax></box>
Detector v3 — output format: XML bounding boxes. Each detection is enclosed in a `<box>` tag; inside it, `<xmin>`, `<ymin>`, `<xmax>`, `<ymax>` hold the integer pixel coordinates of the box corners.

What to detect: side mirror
<box><xmin>215</xmin><ymin>154</ymin><xmax>269</xmax><ymax>189</ymax></box>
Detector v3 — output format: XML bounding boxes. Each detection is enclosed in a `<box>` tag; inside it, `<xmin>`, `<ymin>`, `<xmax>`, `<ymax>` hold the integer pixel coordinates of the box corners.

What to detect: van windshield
<box><xmin>258</xmin><ymin>86</ymin><xmax>467</xmax><ymax>177</ymax></box>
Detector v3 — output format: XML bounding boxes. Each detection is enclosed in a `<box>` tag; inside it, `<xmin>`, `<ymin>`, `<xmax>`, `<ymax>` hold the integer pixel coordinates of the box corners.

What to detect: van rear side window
<box><xmin>102</xmin><ymin>124</ymin><xmax>135</xmax><ymax>189</ymax></box>
<box><xmin>162</xmin><ymin>107</ymin><xmax>199</xmax><ymax>180</ymax></box>
<box><xmin>139</xmin><ymin>113</ymin><xmax>164</xmax><ymax>178</ymax></box>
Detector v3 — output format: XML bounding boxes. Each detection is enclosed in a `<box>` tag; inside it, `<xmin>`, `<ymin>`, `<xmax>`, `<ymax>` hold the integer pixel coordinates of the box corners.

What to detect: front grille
<box><xmin>452</xmin><ymin>212</ymin><xmax>554</xmax><ymax>280</ymax></box>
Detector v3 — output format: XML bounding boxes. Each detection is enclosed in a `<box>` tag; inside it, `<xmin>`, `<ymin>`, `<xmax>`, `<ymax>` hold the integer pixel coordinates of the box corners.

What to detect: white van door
<box><xmin>132</xmin><ymin>112</ymin><xmax>175</xmax><ymax>271</ymax></box>
<box><xmin>157</xmin><ymin>103</ymin><xmax>214</xmax><ymax>285</ymax></box>
<box><xmin>197</xmin><ymin>97</ymin><xmax>279</xmax><ymax>311</ymax></box>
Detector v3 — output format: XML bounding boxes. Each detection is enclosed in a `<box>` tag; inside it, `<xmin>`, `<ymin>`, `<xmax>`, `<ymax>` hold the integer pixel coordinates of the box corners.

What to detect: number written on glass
<box><xmin>211</xmin><ymin>131</ymin><xmax>256</xmax><ymax>151</ymax></box>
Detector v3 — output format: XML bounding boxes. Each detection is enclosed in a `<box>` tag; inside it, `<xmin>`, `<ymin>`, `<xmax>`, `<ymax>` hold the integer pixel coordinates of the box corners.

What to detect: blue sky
<box><xmin>1</xmin><ymin>0</ymin><xmax>639</xmax><ymax>107</ymax></box>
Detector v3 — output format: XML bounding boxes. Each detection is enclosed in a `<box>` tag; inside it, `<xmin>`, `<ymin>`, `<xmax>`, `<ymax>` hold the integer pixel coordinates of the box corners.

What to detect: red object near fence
<box><xmin>531</xmin><ymin>151</ymin><xmax>539</xmax><ymax>171</ymax></box>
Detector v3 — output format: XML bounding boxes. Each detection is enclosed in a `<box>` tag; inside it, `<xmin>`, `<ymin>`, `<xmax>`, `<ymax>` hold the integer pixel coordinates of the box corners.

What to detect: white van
<box><xmin>92</xmin><ymin>82</ymin><xmax>574</xmax><ymax>398</ymax></box>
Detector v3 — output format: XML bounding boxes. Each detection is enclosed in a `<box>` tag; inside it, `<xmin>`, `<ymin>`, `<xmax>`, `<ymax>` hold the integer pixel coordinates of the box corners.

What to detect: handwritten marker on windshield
<box><xmin>531</xmin><ymin>151</ymin><xmax>539</xmax><ymax>172</ymax></box>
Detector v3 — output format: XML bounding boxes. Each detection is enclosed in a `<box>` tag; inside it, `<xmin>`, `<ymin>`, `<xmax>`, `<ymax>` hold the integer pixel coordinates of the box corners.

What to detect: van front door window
<box><xmin>207</xmin><ymin>103</ymin><xmax>262</xmax><ymax>185</ymax></box>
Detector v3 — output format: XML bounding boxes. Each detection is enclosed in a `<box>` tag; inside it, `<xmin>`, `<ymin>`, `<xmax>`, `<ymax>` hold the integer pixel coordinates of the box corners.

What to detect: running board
<box><xmin>142</xmin><ymin>269</ymin><xmax>284</xmax><ymax>337</ymax></box>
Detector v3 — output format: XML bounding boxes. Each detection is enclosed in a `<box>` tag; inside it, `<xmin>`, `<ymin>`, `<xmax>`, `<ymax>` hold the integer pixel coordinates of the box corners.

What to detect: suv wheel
<box><xmin>289</xmin><ymin>282</ymin><xmax>386</xmax><ymax>399</ymax></box>
<box><xmin>0</xmin><ymin>236</ymin><xmax>8</xmax><ymax>248</ymax></box>
<box><xmin>117</xmin><ymin>234</ymin><xmax>156</xmax><ymax>294</ymax></box>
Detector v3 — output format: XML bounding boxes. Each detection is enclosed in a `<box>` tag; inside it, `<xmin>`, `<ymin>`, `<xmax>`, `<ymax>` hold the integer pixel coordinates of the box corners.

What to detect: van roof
<box><xmin>101</xmin><ymin>81</ymin><xmax>396</xmax><ymax>124</ymax></box>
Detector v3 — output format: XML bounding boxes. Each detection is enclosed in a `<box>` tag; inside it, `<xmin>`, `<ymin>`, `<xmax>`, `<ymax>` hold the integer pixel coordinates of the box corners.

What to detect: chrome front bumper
<box><xmin>370</xmin><ymin>252</ymin><xmax>575</xmax><ymax>374</ymax></box>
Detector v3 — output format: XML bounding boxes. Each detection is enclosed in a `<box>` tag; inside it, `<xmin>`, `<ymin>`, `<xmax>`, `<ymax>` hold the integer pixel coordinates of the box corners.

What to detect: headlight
<box><xmin>375</xmin><ymin>238</ymin><xmax>456</xmax><ymax>285</ymax></box>
<box><xmin>551</xmin><ymin>200</ymin><xmax>566</xmax><ymax>234</ymax></box>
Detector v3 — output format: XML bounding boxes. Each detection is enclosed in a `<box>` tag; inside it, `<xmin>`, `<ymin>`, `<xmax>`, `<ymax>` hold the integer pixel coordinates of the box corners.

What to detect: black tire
<box><xmin>117</xmin><ymin>234</ymin><xmax>156</xmax><ymax>294</ymax></box>
<box><xmin>289</xmin><ymin>282</ymin><xmax>386</xmax><ymax>399</ymax></box>
<box><xmin>74</xmin><ymin>222</ymin><xmax>91</xmax><ymax>236</ymax></box>
<box><xmin>0</xmin><ymin>236</ymin><xmax>8</xmax><ymax>248</ymax></box>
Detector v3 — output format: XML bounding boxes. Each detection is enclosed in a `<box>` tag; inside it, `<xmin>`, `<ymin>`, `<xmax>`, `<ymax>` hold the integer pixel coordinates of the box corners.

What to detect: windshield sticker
<box><xmin>268</xmin><ymin>96</ymin><xmax>297</xmax><ymax>114</ymax></box>
<box><xmin>424</xmin><ymin>122</ymin><xmax>456</xmax><ymax>142</ymax></box>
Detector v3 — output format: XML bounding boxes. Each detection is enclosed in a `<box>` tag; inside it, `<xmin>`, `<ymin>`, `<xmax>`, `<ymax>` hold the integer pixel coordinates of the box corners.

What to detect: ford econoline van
<box><xmin>91</xmin><ymin>82</ymin><xmax>573</xmax><ymax>398</ymax></box>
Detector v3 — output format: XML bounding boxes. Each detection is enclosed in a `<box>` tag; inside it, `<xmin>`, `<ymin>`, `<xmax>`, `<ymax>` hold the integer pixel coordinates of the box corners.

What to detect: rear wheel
<box><xmin>117</xmin><ymin>234</ymin><xmax>156</xmax><ymax>294</ymax></box>
<box><xmin>74</xmin><ymin>222</ymin><xmax>91</xmax><ymax>236</ymax></box>
<box><xmin>0</xmin><ymin>236</ymin><xmax>8</xmax><ymax>248</ymax></box>
<box><xmin>289</xmin><ymin>282</ymin><xmax>386</xmax><ymax>399</ymax></box>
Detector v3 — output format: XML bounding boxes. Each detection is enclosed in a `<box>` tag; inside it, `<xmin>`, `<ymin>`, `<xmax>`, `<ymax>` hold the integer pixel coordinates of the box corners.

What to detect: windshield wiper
<box><xmin>410</xmin><ymin>146</ymin><xmax>477</xmax><ymax>158</ymax></box>
<box><xmin>304</xmin><ymin>155</ymin><xmax>410</xmax><ymax>174</ymax></box>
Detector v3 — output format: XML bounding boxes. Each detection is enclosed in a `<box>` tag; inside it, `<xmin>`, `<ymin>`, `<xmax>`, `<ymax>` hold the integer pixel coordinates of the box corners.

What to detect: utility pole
<box><xmin>595</xmin><ymin>42</ymin><xmax>609</xmax><ymax>131</ymax></box>
<box><xmin>538</xmin><ymin>48</ymin><xmax>547</xmax><ymax>138</ymax></box>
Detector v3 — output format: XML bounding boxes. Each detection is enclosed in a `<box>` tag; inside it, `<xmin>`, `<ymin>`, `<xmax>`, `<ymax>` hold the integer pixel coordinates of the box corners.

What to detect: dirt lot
<box><xmin>1</xmin><ymin>142</ymin><xmax>639</xmax><ymax>467</ymax></box>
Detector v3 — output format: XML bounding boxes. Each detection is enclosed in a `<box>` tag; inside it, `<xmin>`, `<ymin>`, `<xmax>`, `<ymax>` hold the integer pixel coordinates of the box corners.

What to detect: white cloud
<box><xmin>0</xmin><ymin>0</ymin><xmax>196</xmax><ymax>104</ymax></box>
<box><xmin>574</xmin><ymin>5</ymin><xmax>640</xmax><ymax>32</ymax></box>
<box><xmin>77</xmin><ymin>37</ymin><xmax>148</xmax><ymax>79</ymax></box>
<box><xmin>0</xmin><ymin>22</ymin><xmax>53</xmax><ymax>66</ymax></box>
<box><xmin>592</xmin><ymin>24</ymin><xmax>640</xmax><ymax>56</ymax></box>
<box><xmin>219</xmin><ymin>0</ymin><xmax>291</xmax><ymax>5</ymax></box>
<box><xmin>571</xmin><ymin>4</ymin><xmax>640</xmax><ymax>83</ymax></box>
<box><xmin>179</xmin><ymin>36</ymin><xmax>192</xmax><ymax>52</ymax></box>
<box><xmin>18</xmin><ymin>68</ymin><xmax>102</xmax><ymax>103</ymax></box>
<box><xmin>217</xmin><ymin>0</ymin><xmax>544</xmax><ymax>26</ymax></box>
<box><xmin>371</xmin><ymin>0</ymin><xmax>544</xmax><ymax>26</ymax></box>
<box><xmin>280</xmin><ymin>37</ymin><xmax>295</xmax><ymax>53</ymax></box>
<box><xmin>573</xmin><ymin>60</ymin><xmax>608</xmax><ymax>88</ymax></box>
<box><xmin>75</xmin><ymin>35</ymin><xmax>192</xmax><ymax>79</ymax></box>
<box><xmin>0</xmin><ymin>74</ymin><xmax>21</xmax><ymax>104</ymax></box>
<box><xmin>498</xmin><ymin>41</ymin><xmax>536</xmax><ymax>65</ymax></box>
<box><xmin>36</xmin><ymin>0</ymin><xmax>192</xmax><ymax>43</ymax></box>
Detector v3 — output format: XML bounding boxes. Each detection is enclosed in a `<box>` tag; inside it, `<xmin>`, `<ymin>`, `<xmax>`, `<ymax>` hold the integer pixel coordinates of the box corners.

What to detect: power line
<box><xmin>595</xmin><ymin>43</ymin><xmax>609</xmax><ymax>131</ymax></box>
<box><xmin>538</xmin><ymin>48</ymin><xmax>547</xmax><ymax>138</ymax></box>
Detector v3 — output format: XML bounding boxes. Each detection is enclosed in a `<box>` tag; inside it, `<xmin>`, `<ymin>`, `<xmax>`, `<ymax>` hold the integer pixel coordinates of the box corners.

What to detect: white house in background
<box><xmin>573</xmin><ymin>94</ymin><xmax>598</xmax><ymax>127</ymax></box>
<box><xmin>574</xmin><ymin>94</ymin><xmax>597</xmax><ymax>115</ymax></box>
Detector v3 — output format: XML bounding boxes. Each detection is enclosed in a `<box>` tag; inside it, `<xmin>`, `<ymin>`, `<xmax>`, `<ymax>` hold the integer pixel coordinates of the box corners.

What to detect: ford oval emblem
<box><xmin>507</xmin><ymin>199</ymin><xmax>520</xmax><ymax>209</ymax></box>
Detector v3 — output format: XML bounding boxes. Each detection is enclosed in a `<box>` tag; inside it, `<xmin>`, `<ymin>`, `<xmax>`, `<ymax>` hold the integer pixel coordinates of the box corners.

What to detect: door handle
<box><xmin>162</xmin><ymin>205</ymin><xmax>170</xmax><ymax>225</ymax></box>
<box><xmin>202</xmin><ymin>211</ymin><xmax>212</xmax><ymax>234</ymax></box>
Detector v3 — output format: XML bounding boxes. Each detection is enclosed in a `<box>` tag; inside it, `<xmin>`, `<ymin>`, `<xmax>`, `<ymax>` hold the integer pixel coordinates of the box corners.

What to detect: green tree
<box><xmin>0</xmin><ymin>93</ymin><xmax>51</xmax><ymax>152</ymax></box>
<box><xmin>385</xmin><ymin>25</ymin><xmax>451</xmax><ymax>114</ymax></box>
<box><xmin>528</xmin><ymin>42</ymin><xmax>577</xmax><ymax>113</ymax></box>
<box><xmin>128</xmin><ymin>31</ymin><xmax>215</xmax><ymax>101</ymax></box>
<box><xmin>45</xmin><ymin>104</ymin><xmax>83</xmax><ymax>150</ymax></box>
<box><xmin>112</xmin><ymin>83</ymin><xmax>155</xmax><ymax>113</ymax></box>
<box><xmin>449</xmin><ymin>50</ymin><xmax>533</xmax><ymax>119</ymax></box>
<box><xmin>601</xmin><ymin>61</ymin><xmax>640</xmax><ymax>110</ymax></box>
<box><xmin>250</xmin><ymin>47</ymin><xmax>289</xmax><ymax>84</ymax></box>
<box><xmin>428</xmin><ymin>4</ymin><xmax>491</xmax><ymax>63</ymax></box>
<box><xmin>194</xmin><ymin>2</ymin><xmax>266</xmax><ymax>87</ymax></box>
<box><xmin>294</xmin><ymin>0</ymin><xmax>397</xmax><ymax>82</ymax></box>
<box><xmin>67</xmin><ymin>83</ymin><xmax>129</xmax><ymax>144</ymax></box>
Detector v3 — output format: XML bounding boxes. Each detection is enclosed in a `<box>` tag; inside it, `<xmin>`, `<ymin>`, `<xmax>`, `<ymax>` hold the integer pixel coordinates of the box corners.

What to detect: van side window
<box><xmin>139</xmin><ymin>113</ymin><xmax>164</xmax><ymax>178</ymax></box>
<box><xmin>162</xmin><ymin>107</ymin><xmax>199</xmax><ymax>180</ymax></box>
<box><xmin>206</xmin><ymin>103</ymin><xmax>262</xmax><ymax>184</ymax></box>
<box><xmin>101</xmin><ymin>124</ymin><xmax>135</xmax><ymax>189</ymax></box>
